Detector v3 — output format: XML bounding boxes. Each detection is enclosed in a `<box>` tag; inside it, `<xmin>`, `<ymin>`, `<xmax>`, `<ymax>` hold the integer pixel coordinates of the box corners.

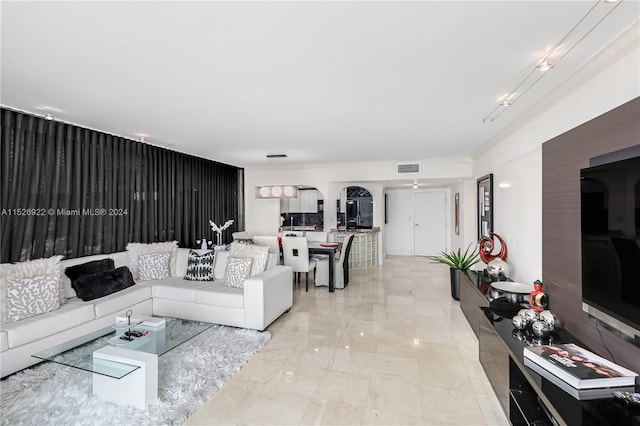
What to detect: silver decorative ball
<box><xmin>487</xmin><ymin>258</ymin><xmax>510</xmax><ymax>279</ymax></box>
<box><xmin>531</xmin><ymin>320</ymin><xmax>552</xmax><ymax>337</ymax></box>
<box><xmin>512</xmin><ymin>314</ymin><xmax>529</xmax><ymax>330</ymax></box>
<box><xmin>539</xmin><ymin>310</ymin><xmax>562</xmax><ymax>331</ymax></box>
<box><xmin>523</xmin><ymin>309</ymin><xmax>539</xmax><ymax>323</ymax></box>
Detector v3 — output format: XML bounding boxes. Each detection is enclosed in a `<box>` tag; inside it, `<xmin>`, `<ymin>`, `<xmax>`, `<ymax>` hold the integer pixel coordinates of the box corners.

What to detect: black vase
<box><xmin>450</xmin><ymin>268</ymin><xmax>461</xmax><ymax>300</ymax></box>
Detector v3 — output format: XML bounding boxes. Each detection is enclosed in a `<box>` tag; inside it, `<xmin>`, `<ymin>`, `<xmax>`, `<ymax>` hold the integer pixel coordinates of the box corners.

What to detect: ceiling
<box><xmin>1</xmin><ymin>1</ymin><xmax>638</xmax><ymax>170</ymax></box>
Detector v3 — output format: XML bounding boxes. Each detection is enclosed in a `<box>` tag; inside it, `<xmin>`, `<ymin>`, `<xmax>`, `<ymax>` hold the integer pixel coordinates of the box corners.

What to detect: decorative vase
<box><xmin>216</xmin><ymin>233</ymin><xmax>222</xmax><ymax>247</ymax></box>
<box><xmin>201</xmin><ymin>238</ymin><xmax>208</xmax><ymax>250</ymax></box>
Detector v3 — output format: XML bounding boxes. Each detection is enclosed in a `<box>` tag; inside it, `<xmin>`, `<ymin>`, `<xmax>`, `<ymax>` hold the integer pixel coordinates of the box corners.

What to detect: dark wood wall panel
<box><xmin>542</xmin><ymin>97</ymin><xmax>640</xmax><ymax>376</ymax></box>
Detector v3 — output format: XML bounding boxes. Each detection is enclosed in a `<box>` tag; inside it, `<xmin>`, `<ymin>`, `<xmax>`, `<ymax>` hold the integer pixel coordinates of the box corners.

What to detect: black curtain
<box><xmin>1</xmin><ymin>108</ymin><xmax>243</xmax><ymax>263</ymax></box>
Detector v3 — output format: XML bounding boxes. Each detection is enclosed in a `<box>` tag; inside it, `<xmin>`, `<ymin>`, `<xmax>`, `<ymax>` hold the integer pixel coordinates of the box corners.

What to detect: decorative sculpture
<box><xmin>479</xmin><ymin>232</ymin><xmax>507</xmax><ymax>264</ymax></box>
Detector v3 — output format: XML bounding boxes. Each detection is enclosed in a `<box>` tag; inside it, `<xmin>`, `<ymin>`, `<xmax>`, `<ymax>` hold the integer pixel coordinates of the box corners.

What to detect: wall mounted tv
<box><xmin>580</xmin><ymin>148</ymin><xmax>640</xmax><ymax>346</ymax></box>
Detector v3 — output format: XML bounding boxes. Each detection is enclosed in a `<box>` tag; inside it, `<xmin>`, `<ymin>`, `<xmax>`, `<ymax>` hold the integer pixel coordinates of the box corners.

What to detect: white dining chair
<box><xmin>305</xmin><ymin>231</ymin><xmax>329</xmax><ymax>261</ymax></box>
<box><xmin>315</xmin><ymin>234</ymin><xmax>354</xmax><ymax>289</ymax></box>
<box><xmin>282</xmin><ymin>230</ymin><xmax>304</xmax><ymax>237</ymax></box>
<box><xmin>252</xmin><ymin>236</ymin><xmax>282</xmax><ymax>263</ymax></box>
<box><xmin>282</xmin><ymin>236</ymin><xmax>316</xmax><ymax>291</ymax></box>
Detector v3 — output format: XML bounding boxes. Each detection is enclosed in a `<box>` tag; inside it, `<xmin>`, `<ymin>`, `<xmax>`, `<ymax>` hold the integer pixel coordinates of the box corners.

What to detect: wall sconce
<box><xmin>255</xmin><ymin>185</ymin><xmax>299</xmax><ymax>199</ymax></box>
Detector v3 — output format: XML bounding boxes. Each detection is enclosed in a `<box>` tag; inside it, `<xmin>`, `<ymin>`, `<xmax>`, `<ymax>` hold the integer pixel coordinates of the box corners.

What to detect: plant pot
<box><xmin>450</xmin><ymin>268</ymin><xmax>461</xmax><ymax>300</ymax></box>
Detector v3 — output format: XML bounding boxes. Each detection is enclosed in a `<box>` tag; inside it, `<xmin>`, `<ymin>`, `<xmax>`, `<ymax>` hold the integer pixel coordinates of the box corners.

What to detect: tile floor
<box><xmin>186</xmin><ymin>256</ymin><xmax>509</xmax><ymax>425</ymax></box>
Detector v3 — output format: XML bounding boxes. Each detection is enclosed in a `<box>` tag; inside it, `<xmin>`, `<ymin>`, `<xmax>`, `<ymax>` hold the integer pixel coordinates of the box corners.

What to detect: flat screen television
<box><xmin>580</xmin><ymin>149</ymin><xmax>640</xmax><ymax>346</ymax></box>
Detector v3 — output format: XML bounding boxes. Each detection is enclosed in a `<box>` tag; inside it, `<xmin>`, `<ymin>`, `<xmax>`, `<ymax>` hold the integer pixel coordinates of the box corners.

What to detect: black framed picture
<box><xmin>477</xmin><ymin>174</ymin><xmax>493</xmax><ymax>240</ymax></box>
<box><xmin>454</xmin><ymin>192</ymin><xmax>460</xmax><ymax>236</ymax></box>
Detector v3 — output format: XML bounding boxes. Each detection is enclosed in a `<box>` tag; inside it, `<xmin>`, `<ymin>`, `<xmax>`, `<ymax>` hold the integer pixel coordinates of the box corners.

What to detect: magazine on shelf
<box><xmin>524</xmin><ymin>358</ymin><xmax>635</xmax><ymax>400</ymax></box>
<box><xmin>523</xmin><ymin>343</ymin><xmax>638</xmax><ymax>389</ymax></box>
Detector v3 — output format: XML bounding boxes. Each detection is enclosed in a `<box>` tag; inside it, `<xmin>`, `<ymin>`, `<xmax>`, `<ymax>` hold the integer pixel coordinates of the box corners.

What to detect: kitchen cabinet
<box><xmin>300</xmin><ymin>190</ymin><xmax>318</xmax><ymax>213</ymax></box>
<box><xmin>288</xmin><ymin>196</ymin><xmax>301</xmax><ymax>213</ymax></box>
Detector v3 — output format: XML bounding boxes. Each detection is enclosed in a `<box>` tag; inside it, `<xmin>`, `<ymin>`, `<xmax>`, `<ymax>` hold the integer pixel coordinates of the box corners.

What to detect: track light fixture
<box><xmin>483</xmin><ymin>0</ymin><xmax>622</xmax><ymax>123</ymax></box>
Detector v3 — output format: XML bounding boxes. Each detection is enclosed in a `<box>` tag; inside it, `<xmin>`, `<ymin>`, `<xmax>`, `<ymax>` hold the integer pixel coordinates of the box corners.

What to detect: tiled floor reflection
<box><xmin>186</xmin><ymin>256</ymin><xmax>509</xmax><ymax>425</ymax></box>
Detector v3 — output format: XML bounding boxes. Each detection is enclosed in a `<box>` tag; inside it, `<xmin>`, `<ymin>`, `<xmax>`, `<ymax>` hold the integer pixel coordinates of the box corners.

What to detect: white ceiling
<box><xmin>1</xmin><ymin>1</ymin><xmax>638</xmax><ymax>170</ymax></box>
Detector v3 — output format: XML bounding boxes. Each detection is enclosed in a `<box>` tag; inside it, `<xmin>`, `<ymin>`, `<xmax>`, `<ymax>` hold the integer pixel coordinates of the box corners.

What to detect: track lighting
<box><xmin>483</xmin><ymin>0</ymin><xmax>622</xmax><ymax>123</ymax></box>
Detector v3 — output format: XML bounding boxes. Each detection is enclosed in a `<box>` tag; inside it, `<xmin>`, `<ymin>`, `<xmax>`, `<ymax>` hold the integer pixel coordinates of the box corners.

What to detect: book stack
<box><xmin>523</xmin><ymin>343</ymin><xmax>637</xmax><ymax>399</ymax></box>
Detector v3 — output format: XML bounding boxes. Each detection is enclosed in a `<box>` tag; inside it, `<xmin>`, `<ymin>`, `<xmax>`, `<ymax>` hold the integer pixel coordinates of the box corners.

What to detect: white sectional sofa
<box><xmin>0</xmin><ymin>248</ymin><xmax>293</xmax><ymax>378</ymax></box>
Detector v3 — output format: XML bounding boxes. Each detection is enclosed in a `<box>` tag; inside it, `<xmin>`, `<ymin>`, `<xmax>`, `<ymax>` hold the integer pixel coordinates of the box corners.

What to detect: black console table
<box><xmin>460</xmin><ymin>272</ymin><xmax>640</xmax><ymax>426</ymax></box>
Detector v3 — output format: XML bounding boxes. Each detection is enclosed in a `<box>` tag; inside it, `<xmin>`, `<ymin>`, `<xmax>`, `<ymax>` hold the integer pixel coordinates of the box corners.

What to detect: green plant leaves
<box><xmin>425</xmin><ymin>243</ymin><xmax>481</xmax><ymax>271</ymax></box>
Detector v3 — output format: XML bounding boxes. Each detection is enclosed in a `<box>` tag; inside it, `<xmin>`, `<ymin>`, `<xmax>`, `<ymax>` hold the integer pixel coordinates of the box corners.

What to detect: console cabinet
<box><xmin>461</xmin><ymin>272</ymin><xmax>640</xmax><ymax>426</ymax></box>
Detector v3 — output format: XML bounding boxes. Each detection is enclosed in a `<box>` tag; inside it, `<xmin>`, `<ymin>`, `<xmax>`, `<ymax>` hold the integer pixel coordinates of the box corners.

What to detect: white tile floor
<box><xmin>186</xmin><ymin>256</ymin><xmax>509</xmax><ymax>425</ymax></box>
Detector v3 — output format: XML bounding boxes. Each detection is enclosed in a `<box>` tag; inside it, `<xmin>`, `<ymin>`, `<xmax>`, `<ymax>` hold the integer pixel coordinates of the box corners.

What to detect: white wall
<box><xmin>473</xmin><ymin>24</ymin><xmax>639</xmax><ymax>283</ymax></box>
<box><xmin>244</xmin><ymin>159</ymin><xmax>472</xmax><ymax>264</ymax></box>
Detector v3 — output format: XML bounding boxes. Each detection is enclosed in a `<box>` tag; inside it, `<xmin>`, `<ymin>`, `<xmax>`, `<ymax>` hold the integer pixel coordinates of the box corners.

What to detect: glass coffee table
<box><xmin>32</xmin><ymin>316</ymin><xmax>214</xmax><ymax>408</ymax></box>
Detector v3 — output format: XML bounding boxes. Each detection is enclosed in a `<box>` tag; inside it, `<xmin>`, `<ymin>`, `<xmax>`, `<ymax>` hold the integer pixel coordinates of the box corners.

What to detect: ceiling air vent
<box><xmin>396</xmin><ymin>163</ymin><xmax>420</xmax><ymax>174</ymax></box>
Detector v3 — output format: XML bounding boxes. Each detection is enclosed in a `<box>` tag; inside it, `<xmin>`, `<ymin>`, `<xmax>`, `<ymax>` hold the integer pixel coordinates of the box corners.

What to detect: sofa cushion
<box><xmin>73</xmin><ymin>267</ymin><xmax>135</xmax><ymax>301</ymax></box>
<box><xmin>6</xmin><ymin>274</ymin><xmax>61</xmax><ymax>323</ymax></box>
<box><xmin>148</xmin><ymin>278</ymin><xmax>208</xmax><ymax>302</ymax></box>
<box><xmin>138</xmin><ymin>252</ymin><xmax>171</xmax><ymax>281</ymax></box>
<box><xmin>0</xmin><ymin>331</ymin><xmax>7</xmax><ymax>352</ymax></box>
<box><xmin>183</xmin><ymin>250</ymin><xmax>215</xmax><ymax>281</ymax></box>
<box><xmin>3</xmin><ymin>298</ymin><xmax>95</xmax><ymax>348</ymax></box>
<box><xmin>229</xmin><ymin>242</ymin><xmax>269</xmax><ymax>277</ymax></box>
<box><xmin>224</xmin><ymin>257</ymin><xmax>252</xmax><ymax>288</ymax></box>
<box><xmin>64</xmin><ymin>258</ymin><xmax>115</xmax><ymax>291</ymax></box>
<box><xmin>126</xmin><ymin>241</ymin><xmax>178</xmax><ymax>280</ymax></box>
<box><xmin>194</xmin><ymin>281</ymin><xmax>244</xmax><ymax>309</ymax></box>
<box><xmin>213</xmin><ymin>251</ymin><xmax>229</xmax><ymax>280</ymax></box>
<box><xmin>92</xmin><ymin>284</ymin><xmax>153</xmax><ymax>318</ymax></box>
<box><xmin>1</xmin><ymin>255</ymin><xmax>65</xmax><ymax>322</ymax></box>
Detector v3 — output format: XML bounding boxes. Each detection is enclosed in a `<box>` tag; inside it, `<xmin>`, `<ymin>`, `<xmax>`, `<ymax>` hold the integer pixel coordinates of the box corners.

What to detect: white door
<box><xmin>414</xmin><ymin>191</ymin><xmax>448</xmax><ymax>256</ymax></box>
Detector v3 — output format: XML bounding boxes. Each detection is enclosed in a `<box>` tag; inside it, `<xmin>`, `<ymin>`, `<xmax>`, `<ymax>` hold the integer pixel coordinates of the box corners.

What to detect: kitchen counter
<box><xmin>329</xmin><ymin>229</ymin><xmax>379</xmax><ymax>268</ymax></box>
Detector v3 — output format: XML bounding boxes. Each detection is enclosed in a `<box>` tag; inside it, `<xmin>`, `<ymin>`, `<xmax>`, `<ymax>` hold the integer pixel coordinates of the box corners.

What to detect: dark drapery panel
<box><xmin>1</xmin><ymin>108</ymin><xmax>243</xmax><ymax>263</ymax></box>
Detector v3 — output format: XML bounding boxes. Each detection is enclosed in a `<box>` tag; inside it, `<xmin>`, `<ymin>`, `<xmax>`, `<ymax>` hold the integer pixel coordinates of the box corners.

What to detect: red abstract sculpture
<box><xmin>479</xmin><ymin>232</ymin><xmax>507</xmax><ymax>264</ymax></box>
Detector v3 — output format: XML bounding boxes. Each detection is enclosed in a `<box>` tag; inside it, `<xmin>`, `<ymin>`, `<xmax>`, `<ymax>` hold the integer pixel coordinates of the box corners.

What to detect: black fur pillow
<box><xmin>73</xmin><ymin>266</ymin><xmax>135</xmax><ymax>301</ymax></box>
<box><xmin>65</xmin><ymin>258</ymin><xmax>115</xmax><ymax>291</ymax></box>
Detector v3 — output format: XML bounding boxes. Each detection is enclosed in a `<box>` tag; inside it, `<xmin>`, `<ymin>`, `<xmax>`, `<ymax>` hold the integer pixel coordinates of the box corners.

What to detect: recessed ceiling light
<box><xmin>266</xmin><ymin>154</ymin><xmax>287</xmax><ymax>158</ymax></box>
<box><xmin>44</xmin><ymin>114</ymin><xmax>54</xmax><ymax>121</ymax></box>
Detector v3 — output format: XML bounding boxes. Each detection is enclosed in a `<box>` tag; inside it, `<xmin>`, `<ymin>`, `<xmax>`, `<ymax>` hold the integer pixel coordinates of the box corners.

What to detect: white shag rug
<box><xmin>1</xmin><ymin>325</ymin><xmax>271</xmax><ymax>426</ymax></box>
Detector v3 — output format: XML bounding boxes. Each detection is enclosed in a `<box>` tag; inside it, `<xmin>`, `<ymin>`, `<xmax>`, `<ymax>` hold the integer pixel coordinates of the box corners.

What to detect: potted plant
<box><xmin>426</xmin><ymin>243</ymin><xmax>481</xmax><ymax>300</ymax></box>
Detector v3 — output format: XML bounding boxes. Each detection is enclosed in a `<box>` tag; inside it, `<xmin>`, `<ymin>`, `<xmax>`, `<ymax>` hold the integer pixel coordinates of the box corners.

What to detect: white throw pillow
<box><xmin>228</xmin><ymin>242</ymin><xmax>269</xmax><ymax>277</ymax></box>
<box><xmin>0</xmin><ymin>255</ymin><xmax>64</xmax><ymax>323</ymax></box>
<box><xmin>138</xmin><ymin>252</ymin><xmax>171</xmax><ymax>281</ymax></box>
<box><xmin>126</xmin><ymin>241</ymin><xmax>178</xmax><ymax>280</ymax></box>
<box><xmin>6</xmin><ymin>274</ymin><xmax>61</xmax><ymax>323</ymax></box>
<box><xmin>223</xmin><ymin>257</ymin><xmax>252</xmax><ymax>288</ymax></box>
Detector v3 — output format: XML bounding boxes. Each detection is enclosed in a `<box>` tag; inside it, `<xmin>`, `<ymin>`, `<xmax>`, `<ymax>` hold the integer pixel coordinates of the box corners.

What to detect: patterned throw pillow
<box><xmin>126</xmin><ymin>241</ymin><xmax>178</xmax><ymax>280</ymax></box>
<box><xmin>223</xmin><ymin>257</ymin><xmax>252</xmax><ymax>288</ymax></box>
<box><xmin>228</xmin><ymin>242</ymin><xmax>269</xmax><ymax>277</ymax></box>
<box><xmin>6</xmin><ymin>274</ymin><xmax>61</xmax><ymax>323</ymax></box>
<box><xmin>0</xmin><ymin>255</ymin><xmax>64</xmax><ymax>323</ymax></box>
<box><xmin>138</xmin><ymin>252</ymin><xmax>171</xmax><ymax>281</ymax></box>
<box><xmin>184</xmin><ymin>250</ymin><xmax>215</xmax><ymax>281</ymax></box>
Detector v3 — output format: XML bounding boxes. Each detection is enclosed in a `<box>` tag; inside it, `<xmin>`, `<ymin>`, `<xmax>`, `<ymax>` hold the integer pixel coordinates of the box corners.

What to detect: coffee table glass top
<box><xmin>32</xmin><ymin>317</ymin><xmax>214</xmax><ymax>379</ymax></box>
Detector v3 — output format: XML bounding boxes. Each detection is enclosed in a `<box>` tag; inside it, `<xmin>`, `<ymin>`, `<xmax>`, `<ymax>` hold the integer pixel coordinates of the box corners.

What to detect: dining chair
<box><xmin>252</xmin><ymin>236</ymin><xmax>282</xmax><ymax>263</ymax></box>
<box><xmin>305</xmin><ymin>231</ymin><xmax>329</xmax><ymax>262</ymax></box>
<box><xmin>282</xmin><ymin>236</ymin><xmax>317</xmax><ymax>291</ymax></box>
<box><xmin>315</xmin><ymin>234</ymin><xmax>354</xmax><ymax>289</ymax></box>
<box><xmin>282</xmin><ymin>230</ymin><xmax>304</xmax><ymax>237</ymax></box>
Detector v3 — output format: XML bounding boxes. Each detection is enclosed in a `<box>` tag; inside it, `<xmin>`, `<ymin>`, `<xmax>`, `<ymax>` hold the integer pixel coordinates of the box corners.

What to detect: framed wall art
<box><xmin>454</xmin><ymin>192</ymin><xmax>460</xmax><ymax>236</ymax></box>
<box><xmin>477</xmin><ymin>174</ymin><xmax>493</xmax><ymax>240</ymax></box>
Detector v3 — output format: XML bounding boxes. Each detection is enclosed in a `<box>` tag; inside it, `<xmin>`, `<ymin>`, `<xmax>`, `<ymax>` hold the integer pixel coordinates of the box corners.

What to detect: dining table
<box><xmin>307</xmin><ymin>241</ymin><xmax>342</xmax><ymax>292</ymax></box>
